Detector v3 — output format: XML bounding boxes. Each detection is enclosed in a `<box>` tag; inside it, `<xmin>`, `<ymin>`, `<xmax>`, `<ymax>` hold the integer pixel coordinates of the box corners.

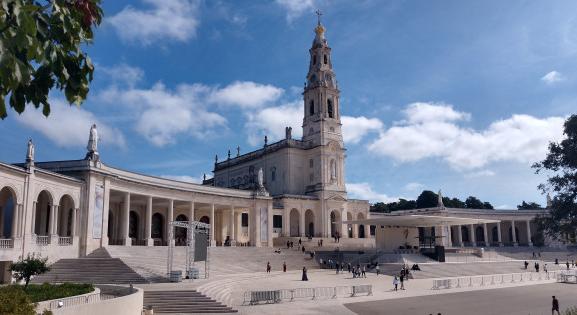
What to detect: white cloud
<box><xmin>346</xmin><ymin>182</ymin><xmax>399</xmax><ymax>203</ymax></box>
<box><xmin>404</xmin><ymin>182</ymin><xmax>424</xmax><ymax>191</ymax></box>
<box><xmin>275</xmin><ymin>0</ymin><xmax>316</xmax><ymax>22</ymax></box>
<box><xmin>98</xmin><ymin>64</ymin><xmax>144</xmax><ymax>87</ymax></box>
<box><xmin>160</xmin><ymin>175</ymin><xmax>202</xmax><ymax>184</ymax></box>
<box><xmin>541</xmin><ymin>70</ymin><xmax>564</xmax><ymax>85</ymax></box>
<box><xmin>369</xmin><ymin>102</ymin><xmax>565</xmax><ymax>170</ymax></box>
<box><xmin>341</xmin><ymin>116</ymin><xmax>383</xmax><ymax>144</ymax></box>
<box><xmin>209</xmin><ymin>81</ymin><xmax>284</xmax><ymax>108</ymax></box>
<box><xmin>99</xmin><ymin>83</ymin><xmax>227</xmax><ymax>146</ymax></box>
<box><xmin>16</xmin><ymin>100</ymin><xmax>126</xmax><ymax>148</ymax></box>
<box><xmin>464</xmin><ymin>169</ymin><xmax>496</xmax><ymax>178</ymax></box>
<box><xmin>244</xmin><ymin>101</ymin><xmax>303</xmax><ymax>146</ymax></box>
<box><xmin>108</xmin><ymin>0</ymin><xmax>200</xmax><ymax>45</ymax></box>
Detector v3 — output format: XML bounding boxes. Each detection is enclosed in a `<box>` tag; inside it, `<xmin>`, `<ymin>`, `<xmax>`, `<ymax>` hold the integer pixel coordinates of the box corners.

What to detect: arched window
<box><xmin>330</xmin><ymin>159</ymin><xmax>337</xmax><ymax>180</ymax></box>
<box><xmin>129</xmin><ymin>211</ymin><xmax>139</xmax><ymax>238</ymax></box>
<box><xmin>309</xmin><ymin>100</ymin><xmax>314</xmax><ymax>115</ymax></box>
<box><xmin>151</xmin><ymin>213</ymin><xmax>163</xmax><ymax>239</ymax></box>
<box><xmin>313</xmin><ymin>55</ymin><xmax>317</xmax><ymax>65</ymax></box>
<box><xmin>324</xmin><ymin>54</ymin><xmax>328</xmax><ymax>64</ymax></box>
<box><xmin>327</xmin><ymin>99</ymin><xmax>334</xmax><ymax>118</ymax></box>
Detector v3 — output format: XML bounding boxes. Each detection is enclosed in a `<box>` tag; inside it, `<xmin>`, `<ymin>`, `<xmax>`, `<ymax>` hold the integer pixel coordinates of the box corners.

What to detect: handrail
<box><xmin>432</xmin><ymin>270</ymin><xmax>562</xmax><ymax>290</ymax></box>
<box><xmin>0</xmin><ymin>238</ymin><xmax>13</xmax><ymax>248</ymax></box>
<box><xmin>243</xmin><ymin>284</ymin><xmax>372</xmax><ymax>305</ymax></box>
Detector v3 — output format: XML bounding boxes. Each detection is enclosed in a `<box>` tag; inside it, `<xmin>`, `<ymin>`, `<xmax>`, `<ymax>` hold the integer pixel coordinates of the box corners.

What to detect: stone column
<box><xmin>229</xmin><ymin>205</ymin><xmax>235</xmax><ymax>245</ymax></box>
<box><xmin>457</xmin><ymin>225</ymin><xmax>463</xmax><ymax>247</ymax></box>
<box><xmin>267</xmin><ymin>203</ymin><xmax>273</xmax><ymax>247</ymax></box>
<box><xmin>50</xmin><ymin>205</ymin><xmax>59</xmax><ymax>244</ymax></box>
<box><xmin>71</xmin><ymin>208</ymin><xmax>77</xmax><ymax>237</ymax></box>
<box><xmin>31</xmin><ymin>201</ymin><xmax>37</xmax><ymax>234</ymax></box>
<box><xmin>469</xmin><ymin>224</ymin><xmax>476</xmax><ymax>246</ymax></box>
<box><xmin>251</xmin><ymin>206</ymin><xmax>261</xmax><ymax>247</ymax></box>
<box><xmin>483</xmin><ymin>223</ymin><xmax>489</xmax><ymax>247</ymax></box>
<box><xmin>123</xmin><ymin>192</ymin><xmax>131</xmax><ymax>246</ymax></box>
<box><xmin>189</xmin><ymin>201</ymin><xmax>195</xmax><ymax>222</ymax></box>
<box><xmin>511</xmin><ymin>220</ymin><xmax>517</xmax><ymax>246</ymax></box>
<box><xmin>283</xmin><ymin>208</ymin><xmax>290</xmax><ymax>237</ymax></box>
<box><xmin>145</xmin><ymin>196</ymin><xmax>153</xmax><ymax>246</ymax></box>
<box><xmin>299</xmin><ymin>209</ymin><xmax>305</xmax><ymax>237</ymax></box>
<box><xmin>11</xmin><ymin>203</ymin><xmax>19</xmax><ymax>238</ymax></box>
<box><xmin>17</xmin><ymin>204</ymin><xmax>24</xmax><ymax>237</ymax></box>
<box><xmin>353</xmin><ymin>224</ymin><xmax>359</xmax><ymax>239</ymax></box>
<box><xmin>210</xmin><ymin>203</ymin><xmax>216</xmax><ymax>246</ymax></box>
<box><xmin>167</xmin><ymin>199</ymin><xmax>174</xmax><ymax>246</ymax></box>
<box><xmin>526</xmin><ymin>220</ymin><xmax>532</xmax><ymax>246</ymax></box>
<box><xmin>341</xmin><ymin>209</ymin><xmax>348</xmax><ymax>239</ymax></box>
<box><xmin>496</xmin><ymin>222</ymin><xmax>503</xmax><ymax>246</ymax></box>
<box><xmin>447</xmin><ymin>226</ymin><xmax>452</xmax><ymax>247</ymax></box>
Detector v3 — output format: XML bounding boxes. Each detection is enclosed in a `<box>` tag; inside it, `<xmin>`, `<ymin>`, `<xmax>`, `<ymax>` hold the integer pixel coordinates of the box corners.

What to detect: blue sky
<box><xmin>2</xmin><ymin>0</ymin><xmax>577</xmax><ymax>208</ymax></box>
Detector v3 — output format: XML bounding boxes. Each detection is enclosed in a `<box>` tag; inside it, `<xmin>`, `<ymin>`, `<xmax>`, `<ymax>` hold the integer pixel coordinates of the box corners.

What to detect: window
<box><xmin>309</xmin><ymin>100</ymin><xmax>314</xmax><ymax>115</ymax></box>
<box><xmin>271</xmin><ymin>167</ymin><xmax>276</xmax><ymax>181</ymax></box>
<box><xmin>309</xmin><ymin>159</ymin><xmax>313</xmax><ymax>168</ymax></box>
<box><xmin>273</xmin><ymin>215</ymin><xmax>283</xmax><ymax>229</ymax></box>
<box><xmin>327</xmin><ymin>98</ymin><xmax>334</xmax><ymax>118</ymax></box>
<box><xmin>313</xmin><ymin>55</ymin><xmax>317</xmax><ymax>65</ymax></box>
<box><xmin>241</xmin><ymin>213</ymin><xmax>249</xmax><ymax>227</ymax></box>
<box><xmin>324</xmin><ymin>54</ymin><xmax>328</xmax><ymax>64</ymax></box>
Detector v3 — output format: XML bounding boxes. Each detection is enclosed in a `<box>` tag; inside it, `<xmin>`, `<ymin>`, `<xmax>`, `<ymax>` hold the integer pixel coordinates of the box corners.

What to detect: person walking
<box><xmin>302</xmin><ymin>246</ymin><xmax>306</xmax><ymax>253</ymax></box>
<box><xmin>283</xmin><ymin>261</ymin><xmax>287</xmax><ymax>273</ymax></box>
<box><xmin>348</xmin><ymin>263</ymin><xmax>351</xmax><ymax>273</ymax></box>
<box><xmin>336</xmin><ymin>263</ymin><xmax>340</xmax><ymax>274</ymax></box>
<box><xmin>393</xmin><ymin>276</ymin><xmax>399</xmax><ymax>291</ymax></box>
<box><xmin>566</xmin><ymin>261</ymin><xmax>570</xmax><ymax>271</ymax></box>
<box><xmin>552</xmin><ymin>296</ymin><xmax>560</xmax><ymax>315</ymax></box>
<box><xmin>544</xmin><ymin>264</ymin><xmax>548</xmax><ymax>274</ymax></box>
<box><xmin>299</xmin><ymin>238</ymin><xmax>302</xmax><ymax>246</ymax></box>
<box><xmin>302</xmin><ymin>267</ymin><xmax>308</xmax><ymax>281</ymax></box>
<box><xmin>524</xmin><ymin>261</ymin><xmax>529</xmax><ymax>270</ymax></box>
<box><xmin>400</xmin><ymin>273</ymin><xmax>405</xmax><ymax>290</ymax></box>
<box><xmin>361</xmin><ymin>265</ymin><xmax>366</xmax><ymax>278</ymax></box>
<box><xmin>376</xmin><ymin>264</ymin><xmax>380</xmax><ymax>276</ymax></box>
<box><xmin>266</xmin><ymin>262</ymin><xmax>271</xmax><ymax>273</ymax></box>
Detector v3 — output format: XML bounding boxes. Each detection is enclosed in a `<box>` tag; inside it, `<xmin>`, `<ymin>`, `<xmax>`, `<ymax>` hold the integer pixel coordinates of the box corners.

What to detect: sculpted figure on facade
<box><xmin>26</xmin><ymin>138</ymin><xmax>35</xmax><ymax>163</ymax></box>
<box><xmin>258</xmin><ymin>167</ymin><xmax>264</xmax><ymax>188</ymax></box>
<box><xmin>87</xmin><ymin>124</ymin><xmax>98</xmax><ymax>153</ymax></box>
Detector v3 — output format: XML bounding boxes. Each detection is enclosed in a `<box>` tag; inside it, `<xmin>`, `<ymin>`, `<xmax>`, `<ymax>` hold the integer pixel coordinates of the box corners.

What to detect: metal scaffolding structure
<box><xmin>167</xmin><ymin>220</ymin><xmax>211</xmax><ymax>280</ymax></box>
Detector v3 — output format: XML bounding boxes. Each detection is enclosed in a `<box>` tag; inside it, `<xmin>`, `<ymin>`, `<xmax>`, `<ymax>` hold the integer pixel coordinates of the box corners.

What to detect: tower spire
<box><xmin>315</xmin><ymin>9</ymin><xmax>323</xmax><ymax>25</ymax></box>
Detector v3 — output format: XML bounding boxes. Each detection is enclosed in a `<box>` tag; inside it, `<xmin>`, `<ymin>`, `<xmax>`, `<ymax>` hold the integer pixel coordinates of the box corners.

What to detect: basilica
<box><xmin>0</xmin><ymin>18</ymin><xmax>562</xmax><ymax>284</ymax></box>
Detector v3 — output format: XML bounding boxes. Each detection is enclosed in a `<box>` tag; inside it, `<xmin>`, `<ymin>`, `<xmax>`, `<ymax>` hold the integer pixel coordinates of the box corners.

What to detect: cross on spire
<box><xmin>315</xmin><ymin>9</ymin><xmax>323</xmax><ymax>25</ymax></box>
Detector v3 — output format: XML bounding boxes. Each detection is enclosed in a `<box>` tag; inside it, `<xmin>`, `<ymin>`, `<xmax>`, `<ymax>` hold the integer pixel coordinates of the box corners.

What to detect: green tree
<box><xmin>0</xmin><ymin>0</ymin><xmax>103</xmax><ymax>119</ymax></box>
<box><xmin>10</xmin><ymin>254</ymin><xmax>50</xmax><ymax>288</ymax></box>
<box><xmin>370</xmin><ymin>202</ymin><xmax>389</xmax><ymax>213</ymax></box>
<box><xmin>0</xmin><ymin>286</ymin><xmax>36</xmax><ymax>315</ymax></box>
<box><xmin>465</xmin><ymin>196</ymin><xmax>484</xmax><ymax>209</ymax></box>
<box><xmin>416</xmin><ymin>190</ymin><xmax>438</xmax><ymax>208</ymax></box>
<box><xmin>443</xmin><ymin>197</ymin><xmax>466</xmax><ymax>208</ymax></box>
<box><xmin>482</xmin><ymin>202</ymin><xmax>494</xmax><ymax>209</ymax></box>
<box><xmin>517</xmin><ymin>201</ymin><xmax>543</xmax><ymax>210</ymax></box>
<box><xmin>533</xmin><ymin>114</ymin><xmax>577</xmax><ymax>240</ymax></box>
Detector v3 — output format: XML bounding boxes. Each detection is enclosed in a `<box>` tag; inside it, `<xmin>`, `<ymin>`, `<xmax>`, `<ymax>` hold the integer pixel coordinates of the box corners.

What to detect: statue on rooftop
<box><xmin>87</xmin><ymin>124</ymin><xmax>98</xmax><ymax>153</ymax></box>
<box><xmin>26</xmin><ymin>138</ymin><xmax>34</xmax><ymax>164</ymax></box>
<box><xmin>258</xmin><ymin>167</ymin><xmax>264</xmax><ymax>188</ymax></box>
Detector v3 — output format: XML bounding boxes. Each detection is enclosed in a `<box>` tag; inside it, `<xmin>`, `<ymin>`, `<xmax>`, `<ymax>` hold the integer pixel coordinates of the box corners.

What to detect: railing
<box><xmin>58</xmin><ymin>237</ymin><xmax>72</xmax><ymax>246</ymax></box>
<box><xmin>46</xmin><ymin>290</ymin><xmax>100</xmax><ymax>310</ymax></box>
<box><xmin>432</xmin><ymin>270</ymin><xmax>562</xmax><ymax>290</ymax></box>
<box><xmin>243</xmin><ymin>285</ymin><xmax>372</xmax><ymax>305</ymax></box>
<box><xmin>108</xmin><ymin>239</ymin><xmax>125</xmax><ymax>246</ymax></box>
<box><xmin>36</xmin><ymin>236</ymin><xmax>50</xmax><ymax>246</ymax></box>
<box><xmin>132</xmin><ymin>239</ymin><xmax>148</xmax><ymax>246</ymax></box>
<box><xmin>557</xmin><ymin>270</ymin><xmax>577</xmax><ymax>283</ymax></box>
<box><xmin>0</xmin><ymin>238</ymin><xmax>13</xmax><ymax>249</ymax></box>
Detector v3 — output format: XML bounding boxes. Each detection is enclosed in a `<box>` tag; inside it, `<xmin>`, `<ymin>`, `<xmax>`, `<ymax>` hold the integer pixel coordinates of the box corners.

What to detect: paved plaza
<box><xmin>345</xmin><ymin>283</ymin><xmax>577</xmax><ymax>315</ymax></box>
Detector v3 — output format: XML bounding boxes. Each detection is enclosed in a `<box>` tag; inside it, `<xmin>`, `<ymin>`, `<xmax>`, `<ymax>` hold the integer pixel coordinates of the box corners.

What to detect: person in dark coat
<box><xmin>283</xmin><ymin>262</ymin><xmax>287</xmax><ymax>272</ymax></box>
<box><xmin>552</xmin><ymin>296</ymin><xmax>560</xmax><ymax>315</ymax></box>
<box><xmin>266</xmin><ymin>262</ymin><xmax>271</xmax><ymax>273</ymax></box>
<box><xmin>302</xmin><ymin>267</ymin><xmax>308</xmax><ymax>281</ymax></box>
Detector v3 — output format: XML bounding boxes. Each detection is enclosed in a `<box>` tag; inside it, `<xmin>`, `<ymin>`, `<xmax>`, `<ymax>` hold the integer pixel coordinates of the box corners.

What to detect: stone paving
<box><xmin>136</xmin><ymin>266</ymin><xmax>571</xmax><ymax>314</ymax></box>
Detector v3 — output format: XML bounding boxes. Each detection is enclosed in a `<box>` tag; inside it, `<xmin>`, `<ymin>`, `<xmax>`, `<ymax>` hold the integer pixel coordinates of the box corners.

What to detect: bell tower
<box><xmin>302</xmin><ymin>12</ymin><xmax>346</xmax><ymax>194</ymax></box>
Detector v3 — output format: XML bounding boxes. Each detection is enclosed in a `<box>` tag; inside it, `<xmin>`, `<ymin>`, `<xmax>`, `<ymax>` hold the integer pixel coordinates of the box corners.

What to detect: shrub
<box><xmin>0</xmin><ymin>286</ymin><xmax>36</xmax><ymax>315</ymax></box>
<box><xmin>10</xmin><ymin>254</ymin><xmax>50</xmax><ymax>288</ymax></box>
<box><xmin>25</xmin><ymin>283</ymin><xmax>94</xmax><ymax>303</ymax></box>
<box><xmin>564</xmin><ymin>306</ymin><xmax>577</xmax><ymax>315</ymax></box>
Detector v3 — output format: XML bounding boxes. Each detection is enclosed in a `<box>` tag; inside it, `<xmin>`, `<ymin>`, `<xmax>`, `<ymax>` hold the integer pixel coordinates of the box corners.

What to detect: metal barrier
<box><xmin>243</xmin><ymin>285</ymin><xmax>373</xmax><ymax>305</ymax></box>
<box><xmin>557</xmin><ymin>270</ymin><xmax>577</xmax><ymax>283</ymax></box>
<box><xmin>432</xmin><ymin>271</ymin><xmax>561</xmax><ymax>290</ymax></box>
<box><xmin>46</xmin><ymin>289</ymin><xmax>101</xmax><ymax>310</ymax></box>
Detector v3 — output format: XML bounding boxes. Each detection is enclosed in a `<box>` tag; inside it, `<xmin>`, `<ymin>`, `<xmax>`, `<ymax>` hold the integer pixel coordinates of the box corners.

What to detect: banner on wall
<box><xmin>92</xmin><ymin>184</ymin><xmax>104</xmax><ymax>239</ymax></box>
<box><xmin>260</xmin><ymin>207</ymin><xmax>268</xmax><ymax>242</ymax></box>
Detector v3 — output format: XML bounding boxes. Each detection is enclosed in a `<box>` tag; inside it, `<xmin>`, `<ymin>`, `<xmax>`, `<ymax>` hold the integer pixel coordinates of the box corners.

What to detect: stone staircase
<box><xmin>32</xmin><ymin>248</ymin><xmax>147</xmax><ymax>284</ymax></box>
<box><xmin>144</xmin><ymin>290</ymin><xmax>237</xmax><ymax>314</ymax></box>
<box><xmin>410</xmin><ymin>261</ymin><xmax>566</xmax><ymax>279</ymax></box>
<box><xmin>106</xmin><ymin>245</ymin><xmax>319</xmax><ymax>281</ymax></box>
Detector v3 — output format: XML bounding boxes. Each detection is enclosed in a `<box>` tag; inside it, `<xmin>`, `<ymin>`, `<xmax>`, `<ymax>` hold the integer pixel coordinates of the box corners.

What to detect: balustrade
<box><xmin>0</xmin><ymin>239</ymin><xmax>13</xmax><ymax>248</ymax></box>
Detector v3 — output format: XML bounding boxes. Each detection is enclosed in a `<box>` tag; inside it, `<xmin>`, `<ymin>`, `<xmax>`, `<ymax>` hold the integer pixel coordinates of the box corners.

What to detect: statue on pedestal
<box><xmin>254</xmin><ymin>167</ymin><xmax>269</xmax><ymax>197</ymax></box>
<box><xmin>26</xmin><ymin>138</ymin><xmax>34</xmax><ymax>166</ymax></box>
<box><xmin>86</xmin><ymin>124</ymin><xmax>100</xmax><ymax>161</ymax></box>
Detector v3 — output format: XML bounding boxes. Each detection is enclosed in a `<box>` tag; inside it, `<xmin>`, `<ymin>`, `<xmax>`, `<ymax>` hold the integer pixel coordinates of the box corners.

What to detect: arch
<box><xmin>475</xmin><ymin>226</ymin><xmax>485</xmax><ymax>244</ymax></box>
<box><xmin>492</xmin><ymin>226</ymin><xmax>499</xmax><ymax>244</ymax></box>
<box><xmin>129</xmin><ymin>211</ymin><xmax>139</xmax><ymax>239</ymax></box>
<box><xmin>323</xmin><ymin>54</ymin><xmax>328</xmax><ymax>64</ymax></box>
<box><xmin>35</xmin><ymin>190</ymin><xmax>53</xmax><ymax>236</ymax></box>
<box><xmin>508</xmin><ymin>226</ymin><xmax>520</xmax><ymax>244</ymax></box>
<box><xmin>313</xmin><ymin>54</ymin><xmax>317</xmax><ymax>65</ymax></box>
<box><xmin>305</xmin><ymin>209</ymin><xmax>315</xmax><ymax>237</ymax></box>
<box><xmin>58</xmin><ymin>194</ymin><xmax>75</xmax><ymax>237</ymax></box>
<box><xmin>327</xmin><ymin>98</ymin><xmax>334</xmax><ymax>118</ymax></box>
<box><xmin>175</xmin><ymin>214</ymin><xmax>188</xmax><ymax>246</ymax></box>
<box><xmin>0</xmin><ymin>186</ymin><xmax>17</xmax><ymax>238</ymax></box>
<box><xmin>330</xmin><ymin>210</ymin><xmax>341</xmax><ymax>238</ymax></box>
<box><xmin>309</xmin><ymin>100</ymin><xmax>314</xmax><ymax>115</ymax></box>
<box><xmin>151</xmin><ymin>212</ymin><xmax>164</xmax><ymax>241</ymax></box>
<box><xmin>461</xmin><ymin>226</ymin><xmax>470</xmax><ymax>243</ymax></box>
<box><xmin>289</xmin><ymin>209</ymin><xmax>300</xmax><ymax>237</ymax></box>
<box><xmin>199</xmin><ymin>216</ymin><xmax>210</xmax><ymax>224</ymax></box>
<box><xmin>357</xmin><ymin>213</ymin><xmax>366</xmax><ymax>239</ymax></box>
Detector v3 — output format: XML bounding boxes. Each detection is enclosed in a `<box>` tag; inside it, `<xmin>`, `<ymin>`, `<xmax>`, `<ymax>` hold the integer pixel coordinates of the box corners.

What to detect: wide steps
<box><xmin>144</xmin><ymin>290</ymin><xmax>237</xmax><ymax>314</ymax></box>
